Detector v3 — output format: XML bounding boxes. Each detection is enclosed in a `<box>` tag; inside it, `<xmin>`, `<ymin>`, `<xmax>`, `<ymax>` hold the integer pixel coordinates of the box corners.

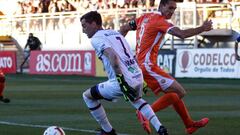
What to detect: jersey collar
<box><xmin>154</xmin><ymin>11</ymin><xmax>162</xmax><ymax>16</ymax></box>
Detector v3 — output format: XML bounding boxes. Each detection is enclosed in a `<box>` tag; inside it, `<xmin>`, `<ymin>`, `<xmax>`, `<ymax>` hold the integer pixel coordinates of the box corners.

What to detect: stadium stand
<box><xmin>0</xmin><ymin>0</ymin><xmax>239</xmax><ymax>51</ymax></box>
<box><xmin>0</xmin><ymin>36</ymin><xmax>16</xmax><ymax>51</ymax></box>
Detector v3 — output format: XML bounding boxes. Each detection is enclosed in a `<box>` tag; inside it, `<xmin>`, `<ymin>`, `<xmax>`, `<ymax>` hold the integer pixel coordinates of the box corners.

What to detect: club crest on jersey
<box><xmin>161</xmin><ymin>79</ymin><xmax>166</xmax><ymax>84</ymax></box>
<box><xmin>99</xmin><ymin>84</ymin><xmax>104</xmax><ymax>89</ymax></box>
<box><xmin>143</xmin><ymin>18</ymin><xmax>149</xmax><ymax>23</ymax></box>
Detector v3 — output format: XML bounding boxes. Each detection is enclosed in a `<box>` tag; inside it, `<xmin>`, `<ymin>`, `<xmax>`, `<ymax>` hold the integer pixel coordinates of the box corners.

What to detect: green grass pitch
<box><xmin>0</xmin><ymin>74</ymin><xmax>240</xmax><ymax>135</ymax></box>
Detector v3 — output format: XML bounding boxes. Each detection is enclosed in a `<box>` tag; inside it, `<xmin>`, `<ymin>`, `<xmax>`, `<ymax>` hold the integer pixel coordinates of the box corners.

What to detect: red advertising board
<box><xmin>29</xmin><ymin>50</ymin><xmax>96</xmax><ymax>76</ymax></box>
<box><xmin>0</xmin><ymin>51</ymin><xmax>17</xmax><ymax>73</ymax></box>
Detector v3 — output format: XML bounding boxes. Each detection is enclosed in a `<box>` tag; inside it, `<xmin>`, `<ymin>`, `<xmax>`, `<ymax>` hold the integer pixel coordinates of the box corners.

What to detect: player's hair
<box><xmin>29</xmin><ymin>33</ymin><xmax>33</xmax><ymax>37</ymax></box>
<box><xmin>160</xmin><ymin>0</ymin><xmax>183</xmax><ymax>5</ymax></box>
<box><xmin>80</xmin><ymin>11</ymin><xmax>102</xmax><ymax>26</ymax></box>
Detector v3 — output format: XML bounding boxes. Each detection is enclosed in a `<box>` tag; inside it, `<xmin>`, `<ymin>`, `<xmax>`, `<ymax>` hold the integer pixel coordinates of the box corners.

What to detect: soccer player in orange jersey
<box><xmin>0</xmin><ymin>70</ymin><xmax>10</xmax><ymax>103</ymax></box>
<box><xmin>120</xmin><ymin>0</ymin><xmax>212</xmax><ymax>134</ymax></box>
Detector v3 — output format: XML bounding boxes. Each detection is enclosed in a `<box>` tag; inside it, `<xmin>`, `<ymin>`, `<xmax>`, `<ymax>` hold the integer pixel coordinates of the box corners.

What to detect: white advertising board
<box><xmin>175</xmin><ymin>48</ymin><xmax>240</xmax><ymax>78</ymax></box>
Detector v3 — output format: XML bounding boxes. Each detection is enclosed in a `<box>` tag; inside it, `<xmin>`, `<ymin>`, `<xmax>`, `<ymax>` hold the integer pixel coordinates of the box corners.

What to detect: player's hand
<box><xmin>143</xmin><ymin>81</ymin><xmax>150</xmax><ymax>94</ymax></box>
<box><xmin>116</xmin><ymin>74</ymin><xmax>137</xmax><ymax>102</ymax></box>
<box><xmin>237</xmin><ymin>36</ymin><xmax>240</xmax><ymax>42</ymax></box>
<box><xmin>235</xmin><ymin>54</ymin><xmax>240</xmax><ymax>61</ymax></box>
<box><xmin>201</xmin><ymin>20</ymin><xmax>213</xmax><ymax>32</ymax></box>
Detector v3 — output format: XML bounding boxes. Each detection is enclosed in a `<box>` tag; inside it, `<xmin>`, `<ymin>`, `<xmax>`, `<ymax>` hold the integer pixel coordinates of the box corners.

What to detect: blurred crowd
<box><xmin>15</xmin><ymin>0</ymin><xmax>76</xmax><ymax>15</ymax></box>
<box><xmin>14</xmin><ymin>0</ymin><xmax>156</xmax><ymax>15</ymax></box>
<box><xmin>11</xmin><ymin>0</ymin><xmax>156</xmax><ymax>31</ymax></box>
<box><xmin>3</xmin><ymin>0</ymin><xmax>240</xmax><ymax>32</ymax></box>
<box><xmin>13</xmin><ymin>0</ymin><xmax>240</xmax><ymax>16</ymax></box>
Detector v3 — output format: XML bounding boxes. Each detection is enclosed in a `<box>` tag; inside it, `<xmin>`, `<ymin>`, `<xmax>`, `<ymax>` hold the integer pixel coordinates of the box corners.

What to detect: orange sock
<box><xmin>151</xmin><ymin>93</ymin><xmax>179</xmax><ymax>112</ymax></box>
<box><xmin>151</xmin><ymin>93</ymin><xmax>193</xmax><ymax>128</ymax></box>
<box><xmin>173</xmin><ymin>99</ymin><xmax>194</xmax><ymax>128</ymax></box>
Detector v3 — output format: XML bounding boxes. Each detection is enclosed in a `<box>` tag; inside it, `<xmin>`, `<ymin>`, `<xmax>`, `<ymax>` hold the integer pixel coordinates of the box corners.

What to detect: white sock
<box><xmin>132</xmin><ymin>98</ymin><xmax>162</xmax><ymax>131</ymax></box>
<box><xmin>90</xmin><ymin>105</ymin><xmax>113</xmax><ymax>132</ymax></box>
<box><xmin>83</xmin><ymin>94</ymin><xmax>112</xmax><ymax>132</ymax></box>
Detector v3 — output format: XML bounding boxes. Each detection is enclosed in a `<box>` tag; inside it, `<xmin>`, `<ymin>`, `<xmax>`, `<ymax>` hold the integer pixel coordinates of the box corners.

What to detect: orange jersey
<box><xmin>135</xmin><ymin>12</ymin><xmax>175</xmax><ymax>94</ymax></box>
<box><xmin>135</xmin><ymin>12</ymin><xmax>174</xmax><ymax>65</ymax></box>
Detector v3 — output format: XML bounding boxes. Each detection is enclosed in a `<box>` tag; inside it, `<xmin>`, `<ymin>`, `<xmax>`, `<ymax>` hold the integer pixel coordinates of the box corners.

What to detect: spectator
<box><xmin>40</xmin><ymin>0</ymin><xmax>51</xmax><ymax>13</ymax></box>
<box><xmin>48</xmin><ymin>0</ymin><xmax>60</xmax><ymax>12</ymax></box>
<box><xmin>60</xmin><ymin>0</ymin><xmax>76</xmax><ymax>12</ymax></box>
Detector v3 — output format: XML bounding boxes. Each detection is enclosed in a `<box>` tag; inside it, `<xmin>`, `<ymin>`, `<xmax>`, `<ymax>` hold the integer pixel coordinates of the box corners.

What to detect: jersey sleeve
<box><xmin>156</xmin><ymin>18</ymin><xmax>174</xmax><ymax>33</ymax></box>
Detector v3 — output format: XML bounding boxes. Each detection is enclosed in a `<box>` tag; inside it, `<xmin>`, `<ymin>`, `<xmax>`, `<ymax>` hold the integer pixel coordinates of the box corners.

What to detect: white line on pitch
<box><xmin>0</xmin><ymin>121</ymin><xmax>131</xmax><ymax>135</ymax></box>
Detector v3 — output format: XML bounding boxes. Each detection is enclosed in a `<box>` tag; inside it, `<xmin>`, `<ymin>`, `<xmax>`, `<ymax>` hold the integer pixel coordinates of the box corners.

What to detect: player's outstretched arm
<box><xmin>168</xmin><ymin>20</ymin><xmax>213</xmax><ymax>39</ymax></box>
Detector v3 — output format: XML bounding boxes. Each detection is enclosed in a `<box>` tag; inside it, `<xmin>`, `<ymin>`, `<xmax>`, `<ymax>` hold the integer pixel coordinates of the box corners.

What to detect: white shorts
<box><xmin>97</xmin><ymin>79</ymin><xmax>143</xmax><ymax>102</ymax></box>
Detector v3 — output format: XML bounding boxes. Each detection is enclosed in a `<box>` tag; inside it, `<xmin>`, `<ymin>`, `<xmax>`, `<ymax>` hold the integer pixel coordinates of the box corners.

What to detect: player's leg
<box><xmin>136</xmin><ymin>65</ymin><xmax>176</xmax><ymax>133</ymax></box>
<box><xmin>166</xmin><ymin>80</ymin><xmax>209</xmax><ymax>134</ymax></box>
<box><xmin>142</xmin><ymin>65</ymin><xmax>183</xmax><ymax>112</ymax></box>
<box><xmin>131</xmin><ymin>98</ymin><xmax>168</xmax><ymax>135</ymax></box>
<box><xmin>141</xmin><ymin>65</ymin><xmax>208</xmax><ymax>134</ymax></box>
<box><xmin>138</xmin><ymin>78</ymin><xmax>181</xmax><ymax>133</ymax></box>
<box><xmin>0</xmin><ymin>71</ymin><xmax>10</xmax><ymax>103</ymax></box>
<box><xmin>147</xmin><ymin>78</ymin><xmax>209</xmax><ymax>134</ymax></box>
<box><xmin>167</xmin><ymin>81</ymin><xmax>194</xmax><ymax>125</ymax></box>
<box><xmin>82</xmin><ymin>88</ymin><xmax>115</xmax><ymax>135</ymax></box>
<box><xmin>127</xmin><ymin>77</ymin><xmax>167</xmax><ymax>135</ymax></box>
<box><xmin>82</xmin><ymin>80</ymin><xmax>122</xmax><ymax>135</ymax></box>
<box><xmin>143</xmin><ymin>65</ymin><xmax>192</xmax><ymax>124</ymax></box>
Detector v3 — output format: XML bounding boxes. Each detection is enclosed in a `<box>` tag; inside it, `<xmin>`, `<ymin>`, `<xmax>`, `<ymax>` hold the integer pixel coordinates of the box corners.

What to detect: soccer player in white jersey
<box><xmin>81</xmin><ymin>11</ymin><xmax>168</xmax><ymax>135</ymax></box>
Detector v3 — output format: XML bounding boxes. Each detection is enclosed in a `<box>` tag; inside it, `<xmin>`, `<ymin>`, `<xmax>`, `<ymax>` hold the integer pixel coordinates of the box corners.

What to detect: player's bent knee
<box><xmin>178</xmin><ymin>90</ymin><xmax>186</xmax><ymax>98</ymax></box>
<box><xmin>173</xmin><ymin>92</ymin><xmax>184</xmax><ymax>99</ymax></box>
<box><xmin>82</xmin><ymin>92</ymin><xmax>89</xmax><ymax>101</ymax></box>
<box><xmin>167</xmin><ymin>92</ymin><xmax>181</xmax><ymax>103</ymax></box>
<box><xmin>83</xmin><ymin>91</ymin><xmax>101</xmax><ymax>110</ymax></box>
<box><xmin>90</xmin><ymin>85</ymin><xmax>104</xmax><ymax>100</ymax></box>
<box><xmin>82</xmin><ymin>89</ymin><xmax>96</xmax><ymax>101</ymax></box>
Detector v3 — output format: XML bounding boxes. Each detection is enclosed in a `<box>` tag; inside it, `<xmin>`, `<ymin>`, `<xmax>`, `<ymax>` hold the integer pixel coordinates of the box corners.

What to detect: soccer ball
<box><xmin>43</xmin><ymin>126</ymin><xmax>65</xmax><ymax>135</ymax></box>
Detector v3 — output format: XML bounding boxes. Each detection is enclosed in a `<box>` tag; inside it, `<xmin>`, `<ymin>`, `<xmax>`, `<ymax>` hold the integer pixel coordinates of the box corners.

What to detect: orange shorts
<box><xmin>141</xmin><ymin>64</ymin><xmax>175</xmax><ymax>95</ymax></box>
